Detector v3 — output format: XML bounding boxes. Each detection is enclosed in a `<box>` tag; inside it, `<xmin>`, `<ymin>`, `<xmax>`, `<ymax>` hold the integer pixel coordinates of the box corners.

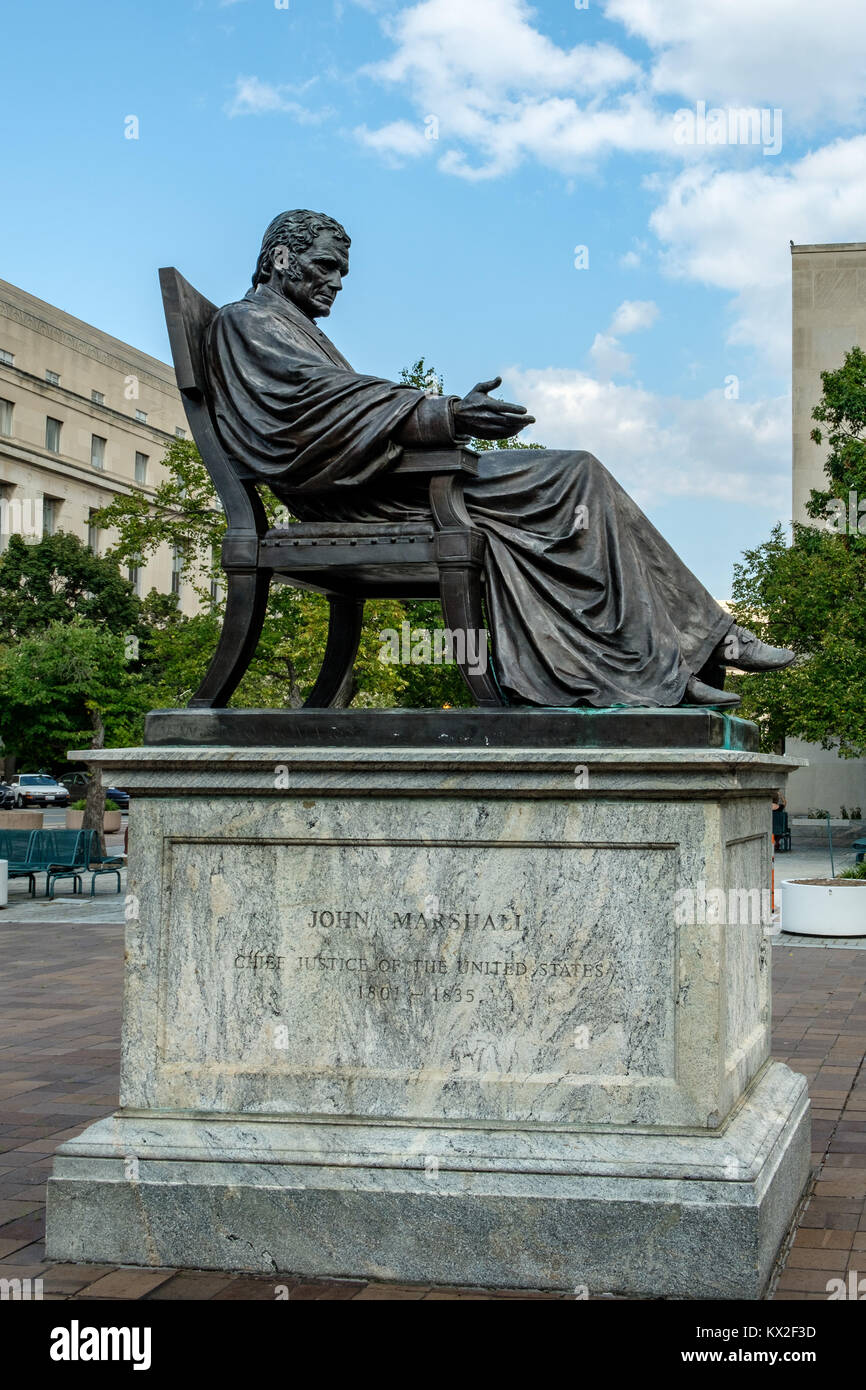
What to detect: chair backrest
<box><xmin>0</xmin><ymin>829</ymin><xmax>34</xmax><ymax>861</ymax></box>
<box><xmin>772</xmin><ymin>808</ymin><xmax>785</xmax><ymax>836</ymax></box>
<box><xmin>158</xmin><ymin>268</ymin><xmax>265</xmax><ymax>537</ymax></box>
<box><xmin>28</xmin><ymin>829</ymin><xmax>91</xmax><ymax>867</ymax></box>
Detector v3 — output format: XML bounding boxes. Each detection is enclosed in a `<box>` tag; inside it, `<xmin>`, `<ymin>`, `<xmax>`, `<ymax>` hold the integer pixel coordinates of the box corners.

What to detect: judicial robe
<box><xmin>205</xmin><ymin>284</ymin><xmax>731</xmax><ymax>707</ymax></box>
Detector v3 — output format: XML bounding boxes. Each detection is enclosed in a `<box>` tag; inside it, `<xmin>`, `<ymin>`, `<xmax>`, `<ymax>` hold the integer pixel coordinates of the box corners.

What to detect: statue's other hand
<box><xmin>454</xmin><ymin>376</ymin><xmax>536</xmax><ymax>440</ymax></box>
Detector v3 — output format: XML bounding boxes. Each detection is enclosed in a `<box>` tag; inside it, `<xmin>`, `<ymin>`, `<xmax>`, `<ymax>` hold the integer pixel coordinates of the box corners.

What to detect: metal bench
<box><xmin>19</xmin><ymin>830</ymin><xmax>95</xmax><ymax>899</ymax></box>
<box><xmin>0</xmin><ymin>829</ymin><xmax>37</xmax><ymax>895</ymax></box>
<box><xmin>86</xmin><ymin>848</ymin><xmax>124</xmax><ymax>897</ymax></box>
<box><xmin>159</xmin><ymin>267</ymin><xmax>506</xmax><ymax>710</ymax></box>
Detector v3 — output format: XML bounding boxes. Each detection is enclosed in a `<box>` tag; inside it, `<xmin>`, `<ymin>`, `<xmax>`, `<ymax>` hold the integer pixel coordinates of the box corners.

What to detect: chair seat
<box><xmin>264</xmin><ymin>522</ymin><xmax>435</xmax><ymax>542</ymax></box>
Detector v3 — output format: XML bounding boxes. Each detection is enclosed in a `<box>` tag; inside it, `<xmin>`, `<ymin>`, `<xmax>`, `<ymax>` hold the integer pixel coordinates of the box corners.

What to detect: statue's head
<box><xmin>252</xmin><ymin>209</ymin><xmax>351</xmax><ymax>320</ymax></box>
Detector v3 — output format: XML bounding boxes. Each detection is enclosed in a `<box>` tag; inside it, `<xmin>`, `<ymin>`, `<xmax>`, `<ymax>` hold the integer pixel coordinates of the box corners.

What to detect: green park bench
<box><xmin>0</xmin><ymin>829</ymin><xmax>38</xmax><ymax>896</ymax></box>
<box><xmin>1</xmin><ymin>828</ymin><xmax>124</xmax><ymax>900</ymax></box>
<box><xmin>30</xmin><ymin>830</ymin><xmax>96</xmax><ymax>899</ymax></box>
<box><xmin>86</xmin><ymin>845</ymin><xmax>125</xmax><ymax>898</ymax></box>
<box><xmin>1</xmin><ymin>829</ymin><xmax>100</xmax><ymax>899</ymax></box>
<box><xmin>44</xmin><ymin>830</ymin><xmax>125</xmax><ymax>899</ymax></box>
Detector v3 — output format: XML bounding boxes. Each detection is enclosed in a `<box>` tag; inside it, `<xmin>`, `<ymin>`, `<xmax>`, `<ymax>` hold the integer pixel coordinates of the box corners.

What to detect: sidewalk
<box><xmin>0</xmin><ymin>916</ymin><xmax>863</xmax><ymax>1300</ymax></box>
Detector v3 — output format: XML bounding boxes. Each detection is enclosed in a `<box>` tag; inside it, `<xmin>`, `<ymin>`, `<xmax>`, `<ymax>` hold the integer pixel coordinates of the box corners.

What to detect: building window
<box><xmin>171</xmin><ymin>544</ymin><xmax>183</xmax><ymax>597</ymax></box>
<box><xmin>134</xmin><ymin>451</ymin><xmax>148</xmax><ymax>484</ymax></box>
<box><xmin>91</xmin><ymin>390</ymin><xmax>105</xmax><ymax>405</ymax></box>
<box><xmin>46</xmin><ymin>370</ymin><xmax>61</xmax><ymax>386</ymax></box>
<box><xmin>127</xmin><ymin>565</ymin><xmax>141</xmax><ymax>595</ymax></box>
<box><xmin>0</xmin><ymin>398</ymin><xmax>12</xmax><ymax>436</ymax></box>
<box><xmin>175</xmin><ymin>426</ymin><xmax>186</xmax><ymax>438</ymax></box>
<box><xmin>45</xmin><ymin>417</ymin><xmax>62</xmax><ymax>453</ymax></box>
<box><xmin>91</xmin><ymin>435</ymin><xmax>106</xmax><ymax>469</ymax></box>
<box><xmin>43</xmin><ymin>499</ymin><xmax>59</xmax><ymax>536</ymax></box>
<box><xmin>0</xmin><ymin>349</ymin><xmax>13</xmax><ymax>367</ymax></box>
<box><xmin>87</xmin><ymin>509</ymin><xmax>100</xmax><ymax>554</ymax></box>
<box><xmin>135</xmin><ymin>409</ymin><xmax>147</xmax><ymax>424</ymax></box>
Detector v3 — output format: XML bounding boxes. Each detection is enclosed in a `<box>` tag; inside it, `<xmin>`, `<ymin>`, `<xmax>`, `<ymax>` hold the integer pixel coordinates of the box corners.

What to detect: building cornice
<box><xmin>790</xmin><ymin>242</ymin><xmax>866</xmax><ymax>255</ymax></box>
<box><xmin>0</xmin><ymin>291</ymin><xmax>177</xmax><ymax>395</ymax></box>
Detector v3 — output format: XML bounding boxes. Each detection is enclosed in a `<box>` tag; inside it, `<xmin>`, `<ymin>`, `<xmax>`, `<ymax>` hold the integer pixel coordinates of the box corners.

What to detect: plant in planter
<box><xmin>66</xmin><ymin>798</ymin><xmax>121</xmax><ymax>831</ymax></box>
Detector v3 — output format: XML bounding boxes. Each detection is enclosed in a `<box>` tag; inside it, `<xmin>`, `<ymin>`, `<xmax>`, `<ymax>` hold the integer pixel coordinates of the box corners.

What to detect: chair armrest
<box><xmin>390</xmin><ymin>445</ymin><xmax>479</xmax><ymax>477</ymax></box>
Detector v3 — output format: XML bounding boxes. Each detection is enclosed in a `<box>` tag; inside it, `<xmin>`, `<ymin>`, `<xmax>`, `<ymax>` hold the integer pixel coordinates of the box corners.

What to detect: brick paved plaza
<box><xmin>1</xmin><ymin>913</ymin><xmax>864</xmax><ymax>1301</ymax></box>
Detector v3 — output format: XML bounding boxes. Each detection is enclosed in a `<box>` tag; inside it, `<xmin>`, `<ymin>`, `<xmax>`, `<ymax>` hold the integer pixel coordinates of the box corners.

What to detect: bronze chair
<box><xmin>159</xmin><ymin>268</ymin><xmax>506</xmax><ymax>709</ymax></box>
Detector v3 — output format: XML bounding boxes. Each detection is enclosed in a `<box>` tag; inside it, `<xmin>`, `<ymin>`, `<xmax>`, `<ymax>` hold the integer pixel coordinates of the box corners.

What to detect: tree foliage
<box><xmin>0</xmin><ymin>531</ymin><xmax>140</xmax><ymax>639</ymax></box>
<box><xmin>730</xmin><ymin>347</ymin><xmax>866</xmax><ymax>756</ymax></box>
<box><xmin>0</xmin><ymin>620</ymin><xmax>151</xmax><ymax>771</ymax></box>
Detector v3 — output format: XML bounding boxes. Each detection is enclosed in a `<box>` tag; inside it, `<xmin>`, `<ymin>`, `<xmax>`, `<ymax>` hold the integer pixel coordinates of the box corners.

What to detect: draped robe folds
<box><xmin>206</xmin><ymin>285</ymin><xmax>731</xmax><ymax>708</ymax></box>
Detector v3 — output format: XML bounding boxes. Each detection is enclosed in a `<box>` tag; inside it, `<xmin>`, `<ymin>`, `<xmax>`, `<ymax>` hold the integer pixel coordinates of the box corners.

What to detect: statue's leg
<box><xmin>188</xmin><ymin>570</ymin><xmax>271</xmax><ymax>709</ymax></box>
<box><xmin>303</xmin><ymin>597</ymin><xmax>364</xmax><ymax>708</ymax></box>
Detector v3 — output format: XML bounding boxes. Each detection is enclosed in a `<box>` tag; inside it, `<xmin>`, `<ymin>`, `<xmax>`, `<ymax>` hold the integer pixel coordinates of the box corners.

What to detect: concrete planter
<box><xmin>0</xmin><ymin>810</ymin><xmax>43</xmax><ymax>829</ymax></box>
<box><xmin>65</xmin><ymin>810</ymin><xmax>122</xmax><ymax>833</ymax></box>
<box><xmin>781</xmin><ymin>879</ymin><xmax>866</xmax><ymax>937</ymax></box>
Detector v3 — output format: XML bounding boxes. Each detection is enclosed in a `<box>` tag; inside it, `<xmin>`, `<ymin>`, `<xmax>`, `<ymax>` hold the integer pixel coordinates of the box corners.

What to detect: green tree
<box><xmin>805</xmin><ymin>344</ymin><xmax>866</xmax><ymax>523</ymax></box>
<box><xmin>730</xmin><ymin>347</ymin><xmax>866</xmax><ymax>756</ymax></box>
<box><xmin>0</xmin><ymin>531</ymin><xmax>140</xmax><ymax>639</ymax></box>
<box><xmin>0</xmin><ymin>620</ymin><xmax>152</xmax><ymax>844</ymax></box>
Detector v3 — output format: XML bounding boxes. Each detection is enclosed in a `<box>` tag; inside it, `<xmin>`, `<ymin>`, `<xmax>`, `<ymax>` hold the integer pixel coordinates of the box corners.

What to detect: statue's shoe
<box><xmin>717</xmin><ymin>624</ymin><xmax>795</xmax><ymax>672</ymax></box>
<box><xmin>683</xmin><ymin>675</ymin><xmax>741</xmax><ymax>707</ymax></box>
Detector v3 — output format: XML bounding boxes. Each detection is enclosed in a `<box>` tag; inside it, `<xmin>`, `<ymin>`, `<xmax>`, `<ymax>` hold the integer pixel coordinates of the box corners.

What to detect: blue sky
<box><xmin>3</xmin><ymin>0</ymin><xmax>866</xmax><ymax>593</ymax></box>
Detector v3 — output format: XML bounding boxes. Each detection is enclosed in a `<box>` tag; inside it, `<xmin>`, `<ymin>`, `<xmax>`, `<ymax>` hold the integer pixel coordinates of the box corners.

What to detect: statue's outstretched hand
<box><xmin>453</xmin><ymin>377</ymin><xmax>536</xmax><ymax>440</ymax></box>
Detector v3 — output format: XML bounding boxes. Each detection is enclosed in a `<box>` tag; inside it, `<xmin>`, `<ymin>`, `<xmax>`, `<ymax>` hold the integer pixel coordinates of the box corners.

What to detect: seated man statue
<box><xmin>205</xmin><ymin>209</ymin><xmax>793</xmax><ymax>709</ymax></box>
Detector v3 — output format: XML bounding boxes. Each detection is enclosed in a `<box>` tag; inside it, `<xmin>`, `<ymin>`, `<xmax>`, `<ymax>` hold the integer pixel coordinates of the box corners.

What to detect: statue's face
<box><xmin>277</xmin><ymin>232</ymin><xmax>349</xmax><ymax>319</ymax></box>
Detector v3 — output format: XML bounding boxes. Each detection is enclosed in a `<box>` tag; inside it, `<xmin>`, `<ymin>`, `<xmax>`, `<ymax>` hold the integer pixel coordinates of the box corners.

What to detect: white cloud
<box><xmin>604</xmin><ymin>0</ymin><xmax>866</xmax><ymax>125</ymax></box>
<box><xmin>589</xmin><ymin>333</ymin><xmax>634</xmax><ymax>381</ymax></box>
<box><xmin>356</xmin><ymin>0</ymin><xmax>678</xmax><ymax>178</ymax></box>
<box><xmin>355</xmin><ymin>0</ymin><xmax>864</xmax><ymax>177</ymax></box>
<box><xmin>649</xmin><ymin>134</ymin><xmax>866</xmax><ymax>370</ymax></box>
<box><xmin>502</xmin><ymin>365</ymin><xmax>790</xmax><ymax>512</ymax></box>
<box><xmin>588</xmin><ymin>300</ymin><xmax>660</xmax><ymax>379</ymax></box>
<box><xmin>353</xmin><ymin>119</ymin><xmax>432</xmax><ymax>160</ymax></box>
<box><xmin>609</xmin><ymin>299</ymin><xmax>659</xmax><ymax>335</ymax></box>
<box><xmin>226</xmin><ymin>76</ymin><xmax>330</xmax><ymax>122</ymax></box>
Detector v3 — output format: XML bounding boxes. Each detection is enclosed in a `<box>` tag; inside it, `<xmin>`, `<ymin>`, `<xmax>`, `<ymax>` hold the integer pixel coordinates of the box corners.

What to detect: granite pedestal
<box><xmin>46</xmin><ymin>714</ymin><xmax>809</xmax><ymax>1296</ymax></box>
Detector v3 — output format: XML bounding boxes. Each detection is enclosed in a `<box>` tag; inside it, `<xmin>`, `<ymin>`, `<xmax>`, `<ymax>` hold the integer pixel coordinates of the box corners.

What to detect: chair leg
<box><xmin>188</xmin><ymin>570</ymin><xmax>271</xmax><ymax>709</ymax></box>
<box><xmin>304</xmin><ymin>598</ymin><xmax>364</xmax><ymax>708</ymax></box>
<box><xmin>438</xmin><ymin>561</ymin><xmax>506</xmax><ymax>709</ymax></box>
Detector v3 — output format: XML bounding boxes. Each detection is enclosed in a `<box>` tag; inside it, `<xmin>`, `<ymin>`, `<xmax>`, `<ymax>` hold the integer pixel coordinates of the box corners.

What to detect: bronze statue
<box><xmin>202</xmin><ymin>210</ymin><xmax>793</xmax><ymax>709</ymax></box>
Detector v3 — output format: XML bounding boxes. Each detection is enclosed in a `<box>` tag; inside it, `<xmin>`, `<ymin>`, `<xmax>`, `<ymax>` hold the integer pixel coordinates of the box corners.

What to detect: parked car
<box><xmin>60</xmin><ymin>772</ymin><xmax>130</xmax><ymax>811</ymax></box>
<box><xmin>0</xmin><ymin>781</ymin><xmax>16</xmax><ymax>809</ymax></box>
<box><xmin>8</xmin><ymin>774</ymin><xmax>71</xmax><ymax>808</ymax></box>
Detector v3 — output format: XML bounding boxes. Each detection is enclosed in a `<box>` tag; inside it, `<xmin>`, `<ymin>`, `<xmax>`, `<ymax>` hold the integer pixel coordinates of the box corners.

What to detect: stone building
<box><xmin>0</xmin><ymin>276</ymin><xmax>196</xmax><ymax>612</ymax></box>
<box><xmin>787</xmin><ymin>243</ymin><xmax>866</xmax><ymax>816</ymax></box>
